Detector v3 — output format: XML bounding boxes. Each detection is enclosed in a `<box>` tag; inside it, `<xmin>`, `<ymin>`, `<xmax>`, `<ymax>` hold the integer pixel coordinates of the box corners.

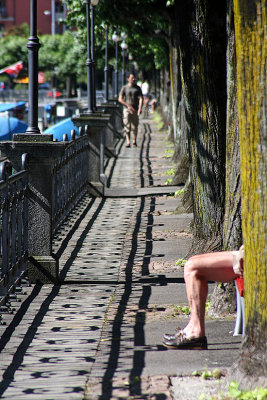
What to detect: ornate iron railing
<box><xmin>0</xmin><ymin>154</ymin><xmax>29</xmax><ymax>307</ymax></box>
<box><xmin>52</xmin><ymin>128</ymin><xmax>89</xmax><ymax>235</ymax></box>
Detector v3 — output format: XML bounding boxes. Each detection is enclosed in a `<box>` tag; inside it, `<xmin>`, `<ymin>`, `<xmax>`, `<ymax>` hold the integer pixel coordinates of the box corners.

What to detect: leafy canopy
<box><xmin>62</xmin><ymin>0</ymin><xmax>174</xmax><ymax>70</ymax></box>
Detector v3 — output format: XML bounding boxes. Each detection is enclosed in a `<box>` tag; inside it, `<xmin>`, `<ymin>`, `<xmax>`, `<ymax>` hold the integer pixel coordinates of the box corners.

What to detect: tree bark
<box><xmin>223</xmin><ymin>0</ymin><xmax>242</xmax><ymax>251</ymax></box>
<box><xmin>174</xmin><ymin>0</ymin><xmax>227</xmax><ymax>247</ymax></box>
<box><xmin>210</xmin><ymin>0</ymin><xmax>243</xmax><ymax>316</ymax></box>
<box><xmin>232</xmin><ymin>0</ymin><xmax>267</xmax><ymax>384</ymax></box>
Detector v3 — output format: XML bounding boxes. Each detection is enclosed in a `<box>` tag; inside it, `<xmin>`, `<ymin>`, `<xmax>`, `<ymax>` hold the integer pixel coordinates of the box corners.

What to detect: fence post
<box><xmin>0</xmin><ymin>134</ymin><xmax>66</xmax><ymax>283</ymax></box>
<box><xmin>99</xmin><ymin>103</ymin><xmax>123</xmax><ymax>155</ymax></box>
<box><xmin>72</xmin><ymin>113</ymin><xmax>110</xmax><ymax>196</ymax></box>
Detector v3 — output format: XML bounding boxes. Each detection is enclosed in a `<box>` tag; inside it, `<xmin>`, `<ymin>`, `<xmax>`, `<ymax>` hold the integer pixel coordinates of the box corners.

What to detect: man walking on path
<box><xmin>118</xmin><ymin>73</ymin><xmax>143</xmax><ymax>148</ymax></box>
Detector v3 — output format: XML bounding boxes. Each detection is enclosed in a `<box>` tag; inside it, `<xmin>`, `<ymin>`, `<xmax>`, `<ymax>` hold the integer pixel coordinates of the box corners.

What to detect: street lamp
<box><xmin>90</xmin><ymin>0</ymin><xmax>99</xmax><ymax>111</ymax></box>
<box><xmin>85</xmin><ymin>0</ymin><xmax>93</xmax><ymax>113</ymax></box>
<box><xmin>112</xmin><ymin>29</ymin><xmax>120</xmax><ymax>98</ymax></box>
<box><xmin>26</xmin><ymin>0</ymin><xmax>41</xmax><ymax>134</ymax></box>
<box><xmin>121</xmin><ymin>40</ymin><xmax>128</xmax><ymax>85</ymax></box>
<box><xmin>51</xmin><ymin>0</ymin><xmax>56</xmax><ymax>35</ymax></box>
<box><xmin>102</xmin><ymin>25</ymin><xmax>109</xmax><ymax>103</ymax></box>
<box><xmin>84</xmin><ymin>0</ymin><xmax>98</xmax><ymax>113</ymax></box>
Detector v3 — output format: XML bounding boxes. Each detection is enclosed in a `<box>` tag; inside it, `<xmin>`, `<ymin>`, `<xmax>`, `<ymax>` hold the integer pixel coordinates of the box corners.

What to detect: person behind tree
<box><xmin>162</xmin><ymin>245</ymin><xmax>244</xmax><ymax>349</ymax></box>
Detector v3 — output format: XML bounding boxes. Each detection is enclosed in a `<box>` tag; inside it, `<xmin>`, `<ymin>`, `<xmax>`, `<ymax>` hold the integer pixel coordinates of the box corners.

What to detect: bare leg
<box><xmin>123</xmin><ymin>110</ymin><xmax>131</xmax><ymax>146</ymax></box>
<box><xmin>183</xmin><ymin>251</ymin><xmax>238</xmax><ymax>338</ymax></box>
<box><xmin>132</xmin><ymin>114</ymin><xmax>138</xmax><ymax>145</ymax></box>
<box><xmin>125</xmin><ymin>131</ymin><xmax>131</xmax><ymax>146</ymax></box>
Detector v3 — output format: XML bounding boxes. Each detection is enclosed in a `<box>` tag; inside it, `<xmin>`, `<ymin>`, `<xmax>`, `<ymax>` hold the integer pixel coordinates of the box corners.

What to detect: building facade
<box><xmin>0</xmin><ymin>0</ymin><xmax>65</xmax><ymax>35</ymax></box>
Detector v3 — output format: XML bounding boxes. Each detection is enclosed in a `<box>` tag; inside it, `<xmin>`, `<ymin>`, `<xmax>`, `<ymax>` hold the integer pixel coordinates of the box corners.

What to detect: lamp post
<box><xmin>121</xmin><ymin>40</ymin><xmax>128</xmax><ymax>85</ymax></box>
<box><xmin>26</xmin><ymin>0</ymin><xmax>41</xmax><ymax>134</ymax></box>
<box><xmin>103</xmin><ymin>25</ymin><xmax>109</xmax><ymax>103</ymax></box>
<box><xmin>90</xmin><ymin>0</ymin><xmax>99</xmax><ymax>111</ymax></box>
<box><xmin>51</xmin><ymin>0</ymin><xmax>56</xmax><ymax>35</ymax></box>
<box><xmin>112</xmin><ymin>29</ymin><xmax>120</xmax><ymax>98</ymax></box>
<box><xmin>85</xmin><ymin>0</ymin><xmax>93</xmax><ymax>113</ymax></box>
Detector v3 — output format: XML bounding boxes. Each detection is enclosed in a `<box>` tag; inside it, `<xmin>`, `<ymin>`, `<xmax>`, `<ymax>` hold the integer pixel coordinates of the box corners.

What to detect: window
<box><xmin>55</xmin><ymin>1</ymin><xmax>64</xmax><ymax>13</ymax></box>
<box><xmin>0</xmin><ymin>1</ymin><xmax>6</xmax><ymax>16</ymax></box>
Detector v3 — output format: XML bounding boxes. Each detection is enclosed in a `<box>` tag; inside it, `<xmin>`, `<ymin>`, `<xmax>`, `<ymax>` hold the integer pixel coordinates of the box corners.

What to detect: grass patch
<box><xmin>165</xmin><ymin>177</ymin><xmax>173</xmax><ymax>185</ymax></box>
<box><xmin>171</xmin><ymin>304</ymin><xmax>191</xmax><ymax>316</ymax></box>
<box><xmin>198</xmin><ymin>381</ymin><xmax>267</xmax><ymax>400</ymax></box>
<box><xmin>164</xmin><ymin>168</ymin><xmax>175</xmax><ymax>176</ymax></box>
<box><xmin>174</xmin><ymin>188</ymin><xmax>185</xmax><ymax>197</ymax></box>
<box><xmin>165</xmin><ymin>148</ymin><xmax>174</xmax><ymax>158</ymax></box>
<box><xmin>153</xmin><ymin>111</ymin><xmax>165</xmax><ymax>130</ymax></box>
<box><xmin>175</xmin><ymin>258</ymin><xmax>187</xmax><ymax>267</ymax></box>
<box><xmin>193</xmin><ymin>368</ymin><xmax>225</xmax><ymax>381</ymax></box>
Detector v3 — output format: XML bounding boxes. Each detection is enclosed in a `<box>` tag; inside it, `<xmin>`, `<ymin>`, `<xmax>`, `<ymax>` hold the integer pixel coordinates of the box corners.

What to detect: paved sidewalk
<box><xmin>0</xmin><ymin>115</ymin><xmax>241</xmax><ymax>400</ymax></box>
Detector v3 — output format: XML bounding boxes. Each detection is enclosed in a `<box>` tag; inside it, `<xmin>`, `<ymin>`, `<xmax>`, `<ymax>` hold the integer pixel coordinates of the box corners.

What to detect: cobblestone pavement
<box><xmin>0</xmin><ymin>117</ymin><xmax>179</xmax><ymax>399</ymax></box>
<box><xmin>0</xmin><ymin>116</ymin><xmax>242</xmax><ymax>400</ymax></box>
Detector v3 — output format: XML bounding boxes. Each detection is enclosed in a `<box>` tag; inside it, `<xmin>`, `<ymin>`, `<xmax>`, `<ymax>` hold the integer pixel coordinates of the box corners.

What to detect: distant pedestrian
<box><xmin>141</xmin><ymin>80</ymin><xmax>151</xmax><ymax>109</ymax></box>
<box><xmin>119</xmin><ymin>73</ymin><xmax>143</xmax><ymax>147</ymax></box>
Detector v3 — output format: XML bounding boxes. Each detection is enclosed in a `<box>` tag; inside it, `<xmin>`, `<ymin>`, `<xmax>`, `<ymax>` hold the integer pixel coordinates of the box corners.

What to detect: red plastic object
<box><xmin>236</xmin><ymin>277</ymin><xmax>244</xmax><ymax>297</ymax></box>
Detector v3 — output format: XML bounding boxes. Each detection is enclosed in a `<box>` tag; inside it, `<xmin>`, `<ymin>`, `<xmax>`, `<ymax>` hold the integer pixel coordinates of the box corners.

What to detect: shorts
<box><xmin>232</xmin><ymin>245</ymin><xmax>244</xmax><ymax>276</ymax></box>
<box><xmin>123</xmin><ymin>108</ymin><xmax>139</xmax><ymax>136</ymax></box>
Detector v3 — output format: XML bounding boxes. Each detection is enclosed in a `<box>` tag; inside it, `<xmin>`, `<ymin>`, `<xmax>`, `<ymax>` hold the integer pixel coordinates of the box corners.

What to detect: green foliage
<box><xmin>164</xmin><ymin>168</ymin><xmax>175</xmax><ymax>175</ymax></box>
<box><xmin>227</xmin><ymin>381</ymin><xmax>267</xmax><ymax>400</ymax></box>
<box><xmin>39</xmin><ymin>31</ymin><xmax>86</xmax><ymax>85</ymax></box>
<box><xmin>0</xmin><ymin>30</ymin><xmax>86</xmax><ymax>87</ymax></box>
<box><xmin>172</xmin><ymin>304</ymin><xmax>191</xmax><ymax>316</ymax></box>
<box><xmin>165</xmin><ymin>149</ymin><xmax>174</xmax><ymax>158</ymax></box>
<box><xmin>192</xmin><ymin>368</ymin><xmax>225</xmax><ymax>380</ymax></box>
<box><xmin>62</xmin><ymin>0</ymin><xmax>171</xmax><ymax>71</ymax></box>
<box><xmin>0</xmin><ymin>36</ymin><xmax>28</xmax><ymax>69</ymax></box>
<box><xmin>205</xmin><ymin>298</ymin><xmax>211</xmax><ymax>312</ymax></box>
<box><xmin>197</xmin><ymin>381</ymin><xmax>267</xmax><ymax>400</ymax></box>
<box><xmin>175</xmin><ymin>258</ymin><xmax>187</xmax><ymax>267</ymax></box>
<box><xmin>165</xmin><ymin>177</ymin><xmax>173</xmax><ymax>185</ymax></box>
<box><xmin>153</xmin><ymin>111</ymin><xmax>166</xmax><ymax>129</ymax></box>
<box><xmin>174</xmin><ymin>188</ymin><xmax>185</xmax><ymax>197</ymax></box>
<box><xmin>5</xmin><ymin>22</ymin><xmax>30</xmax><ymax>37</ymax></box>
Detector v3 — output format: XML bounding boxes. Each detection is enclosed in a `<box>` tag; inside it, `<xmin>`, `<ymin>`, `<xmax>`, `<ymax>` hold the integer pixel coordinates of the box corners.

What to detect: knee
<box><xmin>184</xmin><ymin>257</ymin><xmax>200</xmax><ymax>280</ymax></box>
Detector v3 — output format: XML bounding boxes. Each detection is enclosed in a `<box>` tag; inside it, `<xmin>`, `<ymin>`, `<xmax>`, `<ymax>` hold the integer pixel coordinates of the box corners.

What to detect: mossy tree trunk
<box><xmin>169</xmin><ymin>35</ymin><xmax>178</xmax><ymax>142</ymax></box>
<box><xmin>159</xmin><ymin>67</ymin><xmax>171</xmax><ymax>124</ymax></box>
<box><xmin>210</xmin><ymin>0</ymin><xmax>243</xmax><ymax>315</ymax></box>
<box><xmin>232</xmin><ymin>0</ymin><xmax>267</xmax><ymax>381</ymax></box>
<box><xmin>174</xmin><ymin>0</ymin><xmax>227</xmax><ymax>247</ymax></box>
<box><xmin>223</xmin><ymin>0</ymin><xmax>242</xmax><ymax>251</ymax></box>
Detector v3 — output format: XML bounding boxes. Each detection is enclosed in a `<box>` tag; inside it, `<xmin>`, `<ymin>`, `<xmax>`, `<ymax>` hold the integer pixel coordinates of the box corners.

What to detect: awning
<box><xmin>43</xmin><ymin>117</ymin><xmax>79</xmax><ymax>141</ymax></box>
<box><xmin>0</xmin><ymin>116</ymin><xmax>28</xmax><ymax>140</ymax></box>
<box><xmin>0</xmin><ymin>101</ymin><xmax>26</xmax><ymax>113</ymax></box>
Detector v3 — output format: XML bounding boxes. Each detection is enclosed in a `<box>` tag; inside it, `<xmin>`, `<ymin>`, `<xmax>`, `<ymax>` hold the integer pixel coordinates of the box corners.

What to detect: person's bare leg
<box><xmin>123</xmin><ymin>110</ymin><xmax>131</xmax><ymax>146</ymax></box>
<box><xmin>182</xmin><ymin>252</ymin><xmax>238</xmax><ymax>338</ymax></box>
<box><xmin>132</xmin><ymin>115</ymin><xmax>138</xmax><ymax>145</ymax></box>
<box><xmin>125</xmin><ymin>131</ymin><xmax>131</xmax><ymax>146</ymax></box>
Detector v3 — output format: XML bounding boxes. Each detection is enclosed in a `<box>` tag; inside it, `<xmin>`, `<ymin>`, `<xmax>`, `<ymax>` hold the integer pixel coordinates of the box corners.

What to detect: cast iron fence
<box><xmin>52</xmin><ymin>128</ymin><xmax>89</xmax><ymax>235</ymax></box>
<box><xmin>0</xmin><ymin>154</ymin><xmax>29</xmax><ymax>309</ymax></box>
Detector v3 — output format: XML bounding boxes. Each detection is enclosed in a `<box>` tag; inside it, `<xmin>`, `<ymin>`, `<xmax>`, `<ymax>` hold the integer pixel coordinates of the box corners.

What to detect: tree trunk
<box><xmin>223</xmin><ymin>0</ymin><xmax>242</xmax><ymax>251</ymax></box>
<box><xmin>210</xmin><ymin>0</ymin><xmax>243</xmax><ymax>315</ymax></box>
<box><xmin>169</xmin><ymin>35</ymin><xmax>178</xmax><ymax>142</ymax></box>
<box><xmin>174</xmin><ymin>0</ymin><xmax>227</xmax><ymax>247</ymax></box>
<box><xmin>159</xmin><ymin>67</ymin><xmax>171</xmax><ymax>125</ymax></box>
<box><xmin>66</xmin><ymin>76</ymin><xmax>72</xmax><ymax>98</ymax></box>
<box><xmin>232</xmin><ymin>0</ymin><xmax>267</xmax><ymax>385</ymax></box>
